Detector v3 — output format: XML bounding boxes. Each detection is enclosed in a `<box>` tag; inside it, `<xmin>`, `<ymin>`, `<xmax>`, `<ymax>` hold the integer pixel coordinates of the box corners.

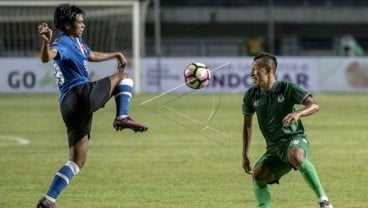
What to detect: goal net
<box><xmin>0</xmin><ymin>0</ymin><xmax>146</xmax><ymax>92</ymax></box>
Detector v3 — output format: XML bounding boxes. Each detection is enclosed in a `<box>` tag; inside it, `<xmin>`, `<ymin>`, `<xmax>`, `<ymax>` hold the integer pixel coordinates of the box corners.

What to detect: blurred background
<box><xmin>1</xmin><ymin>0</ymin><xmax>367</xmax><ymax>57</ymax></box>
<box><xmin>146</xmin><ymin>0</ymin><xmax>367</xmax><ymax>57</ymax></box>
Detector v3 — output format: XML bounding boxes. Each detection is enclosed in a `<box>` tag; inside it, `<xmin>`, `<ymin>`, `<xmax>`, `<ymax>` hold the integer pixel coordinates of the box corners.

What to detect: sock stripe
<box><xmin>115</xmin><ymin>78</ymin><xmax>133</xmax><ymax>118</ymax></box>
<box><xmin>119</xmin><ymin>78</ymin><xmax>134</xmax><ymax>87</ymax></box>
<box><xmin>56</xmin><ymin>172</ymin><xmax>70</xmax><ymax>184</ymax></box>
<box><xmin>65</xmin><ymin>160</ymin><xmax>80</xmax><ymax>175</ymax></box>
<box><xmin>45</xmin><ymin>195</ymin><xmax>56</xmax><ymax>203</ymax></box>
<box><xmin>115</xmin><ymin>91</ymin><xmax>132</xmax><ymax>98</ymax></box>
<box><xmin>46</xmin><ymin>161</ymin><xmax>80</xmax><ymax>201</ymax></box>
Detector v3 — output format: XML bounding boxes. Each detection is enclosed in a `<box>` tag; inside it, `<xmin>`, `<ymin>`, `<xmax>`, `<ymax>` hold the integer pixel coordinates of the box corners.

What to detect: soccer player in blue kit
<box><xmin>242</xmin><ymin>52</ymin><xmax>333</xmax><ymax>208</ymax></box>
<box><xmin>36</xmin><ymin>4</ymin><xmax>147</xmax><ymax>208</ymax></box>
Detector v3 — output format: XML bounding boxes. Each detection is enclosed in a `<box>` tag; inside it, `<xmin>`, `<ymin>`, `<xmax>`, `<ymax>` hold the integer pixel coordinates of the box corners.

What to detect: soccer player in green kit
<box><xmin>242</xmin><ymin>52</ymin><xmax>333</xmax><ymax>208</ymax></box>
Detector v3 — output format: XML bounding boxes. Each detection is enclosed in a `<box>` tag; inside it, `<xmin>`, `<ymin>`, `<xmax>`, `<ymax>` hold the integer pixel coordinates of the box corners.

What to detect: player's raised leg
<box><xmin>109</xmin><ymin>74</ymin><xmax>147</xmax><ymax>132</ymax></box>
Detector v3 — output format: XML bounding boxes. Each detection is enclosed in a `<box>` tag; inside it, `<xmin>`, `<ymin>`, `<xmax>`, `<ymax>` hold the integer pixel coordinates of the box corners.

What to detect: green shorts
<box><xmin>255</xmin><ymin>135</ymin><xmax>310</xmax><ymax>183</ymax></box>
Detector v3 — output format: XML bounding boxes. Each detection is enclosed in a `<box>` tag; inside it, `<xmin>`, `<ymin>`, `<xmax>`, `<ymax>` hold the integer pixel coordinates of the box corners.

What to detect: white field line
<box><xmin>0</xmin><ymin>135</ymin><xmax>30</xmax><ymax>146</ymax></box>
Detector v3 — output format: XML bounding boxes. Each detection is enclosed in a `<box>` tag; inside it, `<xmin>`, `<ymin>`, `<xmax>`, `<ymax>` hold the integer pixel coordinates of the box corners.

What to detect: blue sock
<box><xmin>45</xmin><ymin>160</ymin><xmax>80</xmax><ymax>202</ymax></box>
<box><xmin>114</xmin><ymin>78</ymin><xmax>133</xmax><ymax>119</ymax></box>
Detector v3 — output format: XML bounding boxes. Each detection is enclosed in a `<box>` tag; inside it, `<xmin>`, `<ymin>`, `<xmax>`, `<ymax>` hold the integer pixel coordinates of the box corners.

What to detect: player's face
<box><xmin>250</xmin><ymin>60</ymin><xmax>271</xmax><ymax>88</ymax></box>
<box><xmin>72</xmin><ymin>14</ymin><xmax>85</xmax><ymax>37</ymax></box>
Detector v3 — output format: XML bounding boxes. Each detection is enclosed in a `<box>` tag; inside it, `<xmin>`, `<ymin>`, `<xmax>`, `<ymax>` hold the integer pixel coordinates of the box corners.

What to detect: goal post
<box><xmin>0</xmin><ymin>0</ymin><xmax>148</xmax><ymax>93</ymax></box>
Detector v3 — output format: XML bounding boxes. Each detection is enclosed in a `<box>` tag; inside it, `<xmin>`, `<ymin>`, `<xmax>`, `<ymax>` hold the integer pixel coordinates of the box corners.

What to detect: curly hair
<box><xmin>54</xmin><ymin>4</ymin><xmax>85</xmax><ymax>32</ymax></box>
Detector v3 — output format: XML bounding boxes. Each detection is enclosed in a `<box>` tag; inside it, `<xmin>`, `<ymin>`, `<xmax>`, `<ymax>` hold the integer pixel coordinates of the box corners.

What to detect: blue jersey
<box><xmin>51</xmin><ymin>33</ymin><xmax>91</xmax><ymax>102</ymax></box>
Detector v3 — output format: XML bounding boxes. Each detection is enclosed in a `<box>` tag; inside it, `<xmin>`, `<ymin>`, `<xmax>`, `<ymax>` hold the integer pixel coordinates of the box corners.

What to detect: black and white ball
<box><xmin>183</xmin><ymin>62</ymin><xmax>211</xmax><ymax>89</ymax></box>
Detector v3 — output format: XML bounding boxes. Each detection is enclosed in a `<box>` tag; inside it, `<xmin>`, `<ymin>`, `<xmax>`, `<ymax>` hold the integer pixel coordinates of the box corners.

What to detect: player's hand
<box><xmin>38</xmin><ymin>23</ymin><xmax>52</xmax><ymax>43</ymax></box>
<box><xmin>282</xmin><ymin>112</ymin><xmax>300</xmax><ymax>127</ymax></box>
<box><xmin>242</xmin><ymin>155</ymin><xmax>252</xmax><ymax>174</ymax></box>
<box><xmin>116</xmin><ymin>52</ymin><xmax>127</xmax><ymax>72</ymax></box>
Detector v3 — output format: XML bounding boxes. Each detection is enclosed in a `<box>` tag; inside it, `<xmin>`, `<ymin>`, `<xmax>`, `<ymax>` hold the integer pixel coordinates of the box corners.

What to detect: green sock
<box><xmin>253</xmin><ymin>180</ymin><xmax>271</xmax><ymax>208</ymax></box>
<box><xmin>297</xmin><ymin>160</ymin><xmax>326</xmax><ymax>198</ymax></box>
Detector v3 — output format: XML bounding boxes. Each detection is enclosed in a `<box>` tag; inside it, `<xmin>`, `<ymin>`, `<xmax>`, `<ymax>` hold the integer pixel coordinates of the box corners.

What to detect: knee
<box><xmin>288</xmin><ymin>147</ymin><xmax>305</xmax><ymax>167</ymax></box>
<box><xmin>112</xmin><ymin>77</ymin><xmax>134</xmax><ymax>96</ymax></box>
<box><xmin>119</xmin><ymin>77</ymin><xmax>134</xmax><ymax>87</ymax></box>
<box><xmin>110</xmin><ymin>73</ymin><xmax>132</xmax><ymax>88</ymax></box>
<box><xmin>117</xmin><ymin>72</ymin><xmax>131</xmax><ymax>80</ymax></box>
<box><xmin>252</xmin><ymin>165</ymin><xmax>277</xmax><ymax>183</ymax></box>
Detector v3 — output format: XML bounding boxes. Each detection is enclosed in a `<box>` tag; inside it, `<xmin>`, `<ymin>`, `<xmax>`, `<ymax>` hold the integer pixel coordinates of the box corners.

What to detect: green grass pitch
<box><xmin>0</xmin><ymin>93</ymin><xmax>368</xmax><ymax>207</ymax></box>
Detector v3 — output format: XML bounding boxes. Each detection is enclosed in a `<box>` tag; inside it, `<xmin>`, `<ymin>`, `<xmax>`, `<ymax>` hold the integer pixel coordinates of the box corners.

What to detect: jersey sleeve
<box><xmin>242</xmin><ymin>90</ymin><xmax>255</xmax><ymax>116</ymax></box>
<box><xmin>51</xmin><ymin>38</ymin><xmax>68</xmax><ymax>60</ymax></box>
<box><xmin>286</xmin><ymin>82</ymin><xmax>311</xmax><ymax>105</ymax></box>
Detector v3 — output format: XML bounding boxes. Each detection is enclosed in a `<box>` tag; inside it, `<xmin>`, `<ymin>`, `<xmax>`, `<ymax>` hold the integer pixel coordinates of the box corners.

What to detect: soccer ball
<box><xmin>183</xmin><ymin>62</ymin><xmax>211</xmax><ymax>89</ymax></box>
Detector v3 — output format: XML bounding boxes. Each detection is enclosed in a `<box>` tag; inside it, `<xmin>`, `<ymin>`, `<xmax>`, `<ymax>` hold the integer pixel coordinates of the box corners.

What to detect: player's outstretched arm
<box><xmin>38</xmin><ymin>23</ymin><xmax>57</xmax><ymax>63</ymax></box>
<box><xmin>242</xmin><ymin>115</ymin><xmax>253</xmax><ymax>174</ymax></box>
<box><xmin>89</xmin><ymin>51</ymin><xmax>127</xmax><ymax>71</ymax></box>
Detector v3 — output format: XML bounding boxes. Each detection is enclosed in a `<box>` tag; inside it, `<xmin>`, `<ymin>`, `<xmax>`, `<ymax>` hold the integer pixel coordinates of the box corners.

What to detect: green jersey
<box><xmin>242</xmin><ymin>81</ymin><xmax>311</xmax><ymax>147</ymax></box>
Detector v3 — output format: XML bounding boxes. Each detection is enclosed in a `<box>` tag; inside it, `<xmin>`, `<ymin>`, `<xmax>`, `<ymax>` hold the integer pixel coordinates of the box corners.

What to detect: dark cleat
<box><xmin>113</xmin><ymin>117</ymin><xmax>148</xmax><ymax>132</ymax></box>
<box><xmin>319</xmin><ymin>200</ymin><xmax>333</xmax><ymax>208</ymax></box>
<box><xmin>37</xmin><ymin>197</ymin><xmax>56</xmax><ymax>208</ymax></box>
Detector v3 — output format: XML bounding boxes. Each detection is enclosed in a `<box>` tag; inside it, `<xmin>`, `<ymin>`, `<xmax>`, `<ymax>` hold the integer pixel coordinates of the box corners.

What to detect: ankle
<box><xmin>116</xmin><ymin>115</ymin><xmax>128</xmax><ymax>120</ymax></box>
<box><xmin>319</xmin><ymin>196</ymin><xmax>329</xmax><ymax>202</ymax></box>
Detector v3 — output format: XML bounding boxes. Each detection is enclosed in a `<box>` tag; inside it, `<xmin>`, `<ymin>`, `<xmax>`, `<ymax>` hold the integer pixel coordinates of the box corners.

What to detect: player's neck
<box><xmin>68</xmin><ymin>36</ymin><xmax>78</xmax><ymax>41</ymax></box>
<box><xmin>260</xmin><ymin>78</ymin><xmax>276</xmax><ymax>92</ymax></box>
<box><xmin>63</xmin><ymin>32</ymin><xmax>79</xmax><ymax>41</ymax></box>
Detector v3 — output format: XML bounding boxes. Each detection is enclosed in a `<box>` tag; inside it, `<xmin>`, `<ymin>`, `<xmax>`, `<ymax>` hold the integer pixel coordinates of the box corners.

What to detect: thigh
<box><xmin>60</xmin><ymin>89</ymin><xmax>93</xmax><ymax>147</ymax></box>
<box><xmin>254</xmin><ymin>151</ymin><xmax>292</xmax><ymax>184</ymax></box>
<box><xmin>88</xmin><ymin>77</ymin><xmax>111</xmax><ymax>112</ymax></box>
<box><xmin>76</xmin><ymin>77</ymin><xmax>111</xmax><ymax>113</ymax></box>
<box><xmin>287</xmin><ymin>136</ymin><xmax>310</xmax><ymax>160</ymax></box>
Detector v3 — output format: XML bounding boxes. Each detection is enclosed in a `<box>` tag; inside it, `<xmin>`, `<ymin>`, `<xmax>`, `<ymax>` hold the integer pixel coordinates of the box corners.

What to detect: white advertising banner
<box><xmin>319</xmin><ymin>57</ymin><xmax>368</xmax><ymax>92</ymax></box>
<box><xmin>141</xmin><ymin>57</ymin><xmax>319</xmax><ymax>93</ymax></box>
<box><xmin>0</xmin><ymin>58</ymin><xmax>119</xmax><ymax>93</ymax></box>
<box><xmin>0</xmin><ymin>57</ymin><xmax>318</xmax><ymax>93</ymax></box>
<box><xmin>0</xmin><ymin>58</ymin><xmax>56</xmax><ymax>93</ymax></box>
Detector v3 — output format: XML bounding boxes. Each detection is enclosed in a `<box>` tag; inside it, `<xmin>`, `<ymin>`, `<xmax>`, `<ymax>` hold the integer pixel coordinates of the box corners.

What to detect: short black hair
<box><xmin>253</xmin><ymin>52</ymin><xmax>278</xmax><ymax>71</ymax></box>
<box><xmin>54</xmin><ymin>4</ymin><xmax>85</xmax><ymax>32</ymax></box>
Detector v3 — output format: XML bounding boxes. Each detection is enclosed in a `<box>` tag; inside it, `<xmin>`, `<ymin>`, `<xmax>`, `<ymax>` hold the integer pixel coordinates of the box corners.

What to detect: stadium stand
<box><xmin>1</xmin><ymin>0</ymin><xmax>368</xmax><ymax>57</ymax></box>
